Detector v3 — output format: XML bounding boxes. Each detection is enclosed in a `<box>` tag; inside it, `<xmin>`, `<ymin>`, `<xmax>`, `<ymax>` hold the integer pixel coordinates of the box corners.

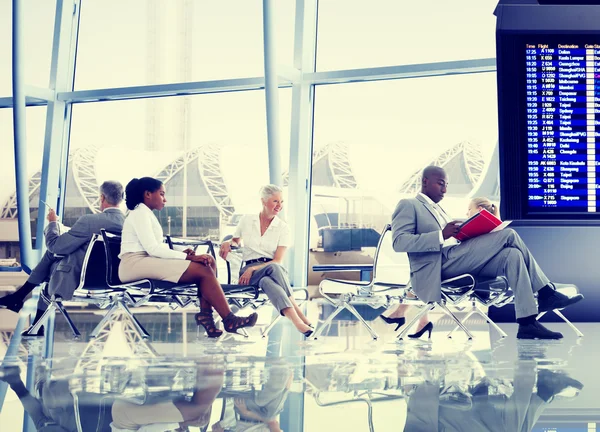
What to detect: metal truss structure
<box><xmin>0</xmin><ymin>145</ymin><xmax>101</xmax><ymax>218</ymax></box>
<box><xmin>198</xmin><ymin>144</ymin><xmax>236</xmax><ymax>218</ymax></box>
<box><xmin>284</xmin><ymin>141</ymin><xmax>358</xmax><ymax>189</ymax></box>
<box><xmin>74</xmin><ymin>309</ymin><xmax>157</xmax><ymax>376</ymax></box>
<box><xmin>0</xmin><ymin>170</ymin><xmax>42</xmax><ymax>218</ymax></box>
<box><xmin>397</xmin><ymin>141</ymin><xmax>485</xmax><ymax>195</ymax></box>
<box><xmin>72</xmin><ymin>145</ymin><xmax>101</xmax><ymax>213</ymax></box>
<box><xmin>155</xmin><ymin>144</ymin><xmax>236</xmax><ymax>218</ymax></box>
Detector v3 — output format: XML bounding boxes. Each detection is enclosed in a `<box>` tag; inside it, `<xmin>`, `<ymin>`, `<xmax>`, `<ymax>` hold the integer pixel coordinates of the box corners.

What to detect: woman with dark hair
<box><xmin>119</xmin><ymin>177</ymin><xmax>257</xmax><ymax>337</ymax></box>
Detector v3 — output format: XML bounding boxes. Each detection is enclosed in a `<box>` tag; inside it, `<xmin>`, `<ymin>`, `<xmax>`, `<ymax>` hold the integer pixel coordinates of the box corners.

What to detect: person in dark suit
<box><xmin>0</xmin><ymin>181</ymin><xmax>125</xmax><ymax>332</ymax></box>
<box><xmin>389</xmin><ymin>165</ymin><xmax>583</xmax><ymax>340</ymax></box>
<box><xmin>404</xmin><ymin>364</ymin><xmax>583</xmax><ymax>432</ymax></box>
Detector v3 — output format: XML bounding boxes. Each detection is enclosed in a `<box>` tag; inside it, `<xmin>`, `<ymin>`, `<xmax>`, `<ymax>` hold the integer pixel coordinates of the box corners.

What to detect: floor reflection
<box><xmin>0</xmin><ymin>301</ymin><xmax>594</xmax><ymax>431</ymax></box>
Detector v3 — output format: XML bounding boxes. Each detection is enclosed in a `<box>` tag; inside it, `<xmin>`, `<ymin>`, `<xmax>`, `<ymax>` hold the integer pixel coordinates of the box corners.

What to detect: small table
<box><xmin>312</xmin><ymin>264</ymin><xmax>373</xmax><ymax>282</ymax></box>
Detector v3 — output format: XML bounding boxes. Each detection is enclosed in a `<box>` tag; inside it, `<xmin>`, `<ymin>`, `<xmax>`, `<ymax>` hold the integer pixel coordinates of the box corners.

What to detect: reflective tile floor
<box><xmin>0</xmin><ymin>301</ymin><xmax>594</xmax><ymax>431</ymax></box>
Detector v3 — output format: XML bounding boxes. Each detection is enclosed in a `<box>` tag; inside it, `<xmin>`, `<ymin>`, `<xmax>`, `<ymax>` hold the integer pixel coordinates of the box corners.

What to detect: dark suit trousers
<box><xmin>26</xmin><ymin>251</ymin><xmax>61</xmax><ymax>312</ymax></box>
<box><xmin>28</xmin><ymin>251</ymin><xmax>60</xmax><ymax>286</ymax></box>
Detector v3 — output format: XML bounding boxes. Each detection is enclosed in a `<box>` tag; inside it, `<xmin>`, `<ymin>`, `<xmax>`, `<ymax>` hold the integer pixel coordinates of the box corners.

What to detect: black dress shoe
<box><xmin>517</xmin><ymin>321</ymin><xmax>563</xmax><ymax>340</ymax></box>
<box><xmin>537</xmin><ymin>369</ymin><xmax>583</xmax><ymax>401</ymax></box>
<box><xmin>21</xmin><ymin>325</ymin><xmax>44</xmax><ymax>338</ymax></box>
<box><xmin>538</xmin><ymin>289</ymin><xmax>584</xmax><ymax>312</ymax></box>
<box><xmin>0</xmin><ymin>295</ymin><xmax>22</xmax><ymax>313</ymax></box>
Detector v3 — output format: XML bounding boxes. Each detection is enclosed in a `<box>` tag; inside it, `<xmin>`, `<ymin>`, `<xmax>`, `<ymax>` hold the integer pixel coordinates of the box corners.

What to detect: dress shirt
<box><xmin>233</xmin><ymin>214</ymin><xmax>291</xmax><ymax>262</ymax></box>
<box><xmin>119</xmin><ymin>203</ymin><xmax>186</xmax><ymax>260</ymax></box>
<box><xmin>418</xmin><ymin>193</ymin><xmax>458</xmax><ymax>246</ymax></box>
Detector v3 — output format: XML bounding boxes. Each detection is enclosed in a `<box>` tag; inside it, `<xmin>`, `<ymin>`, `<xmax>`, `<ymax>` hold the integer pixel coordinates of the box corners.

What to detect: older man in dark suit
<box><xmin>0</xmin><ymin>180</ymin><xmax>125</xmax><ymax>333</ymax></box>
<box><xmin>390</xmin><ymin>165</ymin><xmax>583</xmax><ymax>340</ymax></box>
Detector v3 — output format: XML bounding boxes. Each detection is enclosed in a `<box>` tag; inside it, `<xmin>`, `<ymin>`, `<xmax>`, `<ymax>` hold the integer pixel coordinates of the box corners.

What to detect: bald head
<box><xmin>421</xmin><ymin>165</ymin><xmax>448</xmax><ymax>203</ymax></box>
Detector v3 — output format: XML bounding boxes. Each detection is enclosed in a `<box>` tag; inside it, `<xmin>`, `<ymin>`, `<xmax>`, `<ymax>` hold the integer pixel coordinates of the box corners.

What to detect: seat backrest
<box><xmin>166</xmin><ymin>236</ymin><xmax>218</xmax><ymax>279</ymax></box>
<box><xmin>372</xmin><ymin>224</ymin><xmax>411</xmax><ymax>286</ymax></box>
<box><xmin>165</xmin><ymin>236</ymin><xmax>216</xmax><ymax>259</ymax></box>
<box><xmin>100</xmin><ymin>229</ymin><xmax>124</xmax><ymax>286</ymax></box>
<box><xmin>77</xmin><ymin>234</ymin><xmax>110</xmax><ymax>291</ymax></box>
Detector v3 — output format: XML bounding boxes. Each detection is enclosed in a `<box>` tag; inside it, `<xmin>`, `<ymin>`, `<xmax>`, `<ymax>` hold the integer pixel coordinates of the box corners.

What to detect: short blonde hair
<box><xmin>259</xmin><ymin>184</ymin><xmax>283</xmax><ymax>202</ymax></box>
<box><xmin>471</xmin><ymin>197</ymin><xmax>499</xmax><ymax>218</ymax></box>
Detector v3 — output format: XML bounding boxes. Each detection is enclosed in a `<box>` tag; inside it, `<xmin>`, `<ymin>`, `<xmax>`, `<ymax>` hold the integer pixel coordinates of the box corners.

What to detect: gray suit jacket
<box><xmin>391</xmin><ymin>194</ymin><xmax>453</xmax><ymax>303</ymax></box>
<box><xmin>44</xmin><ymin>208</ymin><xmax>124</xmax><ymax>299</ymax></box>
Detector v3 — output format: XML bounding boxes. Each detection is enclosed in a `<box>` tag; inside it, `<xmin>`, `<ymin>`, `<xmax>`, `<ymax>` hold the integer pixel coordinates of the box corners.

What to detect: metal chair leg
<box><xmin>473</xmin><ymin>306</ymin><xmax>507</xmax><ymax>338</ymax></box>
<box><xmin>345</xmin><ymin>303</ymin><xmax>379</xmax><ymax>340</ymax></box>
<box><xmin>397</xmin><ymin>304</ymin><xmax>433</xmax><ymax>341</ymax></box>
<box><xmin>54</xmin><ymin>301</ymin><xmax>81</xmax><ymax>339</ymax></box>
<box><xmin>438</xmin><ymin>303</ymin><xmax>474</xmax><ymax>340</ymax></box>
<box><xmin>119</xmin><ymin>302</ymin><xmax>151</xmax><ymax>339</ymax></box>
<box><xmin>262</xmin><ymin>314</ymin><xmax>283</xmax><ymax>339</ymax></box>
<box><xmin>313</xmin><ymin>302</ymin><xmax>347</xmax><ymax>340</ymax></box>
<box><xmin>447</xmin><ymin>310</ymin><xmax>475</xmax><ymax>338</ymax></box>
<box><xmin>90</xmin><ymin>303</ymin><xmax>120</xmax><ymax>338</ymax></box>
<box><xmin>553</xmin><ymin>309</ymin><xmax>584</xmax><ymax>337</ymax></box>
<box><xmin>26</xmin><ymin>304</ymin><xmax>56</xmax><ymax>335</ymax></box>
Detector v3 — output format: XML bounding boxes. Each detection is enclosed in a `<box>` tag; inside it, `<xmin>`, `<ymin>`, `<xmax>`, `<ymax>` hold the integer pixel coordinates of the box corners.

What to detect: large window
<box><xmin>0</xmin><ymin>0</ymin><xmax>56</xmax><ymax>95</ymax></box>
<box><xmin>75</xmin><ymin>0</ymin><xmax>296</xmax><ymax>89</ymax></box>
<box><xmin>309</xmin><ymin>73</ymin><xmax>499</xmax><ymax>254</ymax></box>
<box><xmin>316</xmin><ymin>0</ymin><xmax>498</xmax><ymax>71</ymax></box>
<box><xmin>0</xmin><ymin>106</ymin><xmax>49</xmax><ymax>257</ymax></box>
<box><xmin>66</xmin><ymin>89</ymin><xmax>292</xmax><ymax>239</ymax></box>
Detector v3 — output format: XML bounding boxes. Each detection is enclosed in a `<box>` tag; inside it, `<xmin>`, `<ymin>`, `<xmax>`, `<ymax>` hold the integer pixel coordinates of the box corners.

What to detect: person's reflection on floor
<box><xmin>403</xmin><ymin>363</ymin><xmax>583</xmax><ymax>432</ymax></box>
<box><xmin>110</xmin><ymin>362</ymin><xmax>224</xmax><ymax>432</ymax></box>
<box><xmin>211</xmin><ymin>363</ymin><xmax>293</xmax><ymax>432</ymax></box>
<box><xmin>0</xmin><ymin>365</ymin><xmax>76</xmax><ymax>431</ymax></box>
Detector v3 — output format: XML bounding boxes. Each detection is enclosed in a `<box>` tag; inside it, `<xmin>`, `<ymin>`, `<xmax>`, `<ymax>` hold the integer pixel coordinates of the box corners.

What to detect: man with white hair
<box><xmin>0</xmin><ymin>180</ymin><xmax>125</xmax><ymax>335</ymax></box>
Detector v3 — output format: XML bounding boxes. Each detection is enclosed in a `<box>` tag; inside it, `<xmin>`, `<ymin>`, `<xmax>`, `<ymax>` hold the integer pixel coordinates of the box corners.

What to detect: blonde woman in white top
<box><xmin>119</xmin><ymin>177</ymin><xmax>257</xmax><ymax>338</ymax></box>
<box><xmin>219</xmin><ymin>185</ymin><xmax>313</xmax><ymax>336</ymax></box>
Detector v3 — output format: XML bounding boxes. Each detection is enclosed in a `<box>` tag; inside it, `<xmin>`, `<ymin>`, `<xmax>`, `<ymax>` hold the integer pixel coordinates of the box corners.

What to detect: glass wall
<box><xmin>66</xmin><ymin>89</ymin><xmax>292</xmax><ymax>239</ymax></box>
<box><xmin>75</xmin><ymin>0</ymin><xmax>296</xmax><ymax>89</ymax></box>
<box><xmin>0</xmin><ymin>0</ymin><xmax>501</xmax><ymax>275</ymax></box>
<box><xmin>0</xmin><ymin>0</ymin><xmax>56</xmax><ymax>94</ymax></box>
<box><xmin>316</xmin><ymin>0</ymin><xmax>497</xmax><ymax>71</ymax></box>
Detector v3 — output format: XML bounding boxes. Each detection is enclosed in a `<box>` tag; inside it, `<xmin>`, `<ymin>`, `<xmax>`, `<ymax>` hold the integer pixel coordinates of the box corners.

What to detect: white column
<box><xmin>286</xmin><ymin>0</ymin><xmax>318</xmax><ymax>287</ymax></box>
<box><xmin>262</xmin><ymin>0</ymin><xmax>282</xmax><ymax>186</ymax></box>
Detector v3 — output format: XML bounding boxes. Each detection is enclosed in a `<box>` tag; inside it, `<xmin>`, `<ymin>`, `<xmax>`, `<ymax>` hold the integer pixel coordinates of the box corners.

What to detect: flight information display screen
<box><xmin>526</xmin><ymin>42</ymin><xmax>600</xmax><ymax>213</ymax></box>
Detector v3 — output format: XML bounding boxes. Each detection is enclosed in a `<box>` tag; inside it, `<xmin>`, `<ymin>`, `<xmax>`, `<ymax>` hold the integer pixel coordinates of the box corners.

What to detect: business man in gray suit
<box><xmin>0</xmin><ymin>180</ymin><xmax>125</xmax><ymax>333</ymax></box>
<box><xmin>391</xmin><ymin>166</ymin><xmax>583</xmax><ymax>340</ymax></box>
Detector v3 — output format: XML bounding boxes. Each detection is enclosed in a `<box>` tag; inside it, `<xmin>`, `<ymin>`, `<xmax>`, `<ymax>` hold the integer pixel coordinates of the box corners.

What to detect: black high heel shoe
<box><xmin>408</xmin><ymin>322</ymin><xmax>433</xmax><ymax>339</ymax></box>
<box><xmin>195</xmin><ymin>311</ymin><xmax>223</xmax><ymax>338</ymax></box>
<box><xmin>380</xmin><ymin>315</ymin><xmax>406</xmax><ymax>331</ymax></box>
<box><xmin>223</xmin><ymin>312</ymin><xmax>258</xmax><ymax>335</ymax></box>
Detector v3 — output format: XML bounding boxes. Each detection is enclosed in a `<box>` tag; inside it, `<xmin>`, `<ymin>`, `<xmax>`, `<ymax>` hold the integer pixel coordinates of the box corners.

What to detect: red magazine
<box><xmin>454</xmin><ymin>209</ymin><xmax>509</xmax><ymax>242</ymax></box>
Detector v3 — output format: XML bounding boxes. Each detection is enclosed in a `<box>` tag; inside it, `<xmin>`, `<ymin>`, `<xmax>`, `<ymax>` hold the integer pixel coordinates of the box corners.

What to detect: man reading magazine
<box><xmin>391</xmin><ymin>165</ymin><xmax>583</xmax><ymax>340</ymax></box>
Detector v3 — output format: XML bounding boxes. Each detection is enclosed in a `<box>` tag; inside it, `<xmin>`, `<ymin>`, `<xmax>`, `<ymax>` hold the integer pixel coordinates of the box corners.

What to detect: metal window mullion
<box><xmin>304</xmin><ymin>58</ymin><xmax>497</xmax><ymax>85</ymax></box>
<box><xmin>11</xmin><ymin>0</ymin><xmax>35</xmax><ymax>271</ymax></box>
<box><xmin>37</xmin><ymin>0</ymin><xmax>81</xmax><ymax>246</ymax></box>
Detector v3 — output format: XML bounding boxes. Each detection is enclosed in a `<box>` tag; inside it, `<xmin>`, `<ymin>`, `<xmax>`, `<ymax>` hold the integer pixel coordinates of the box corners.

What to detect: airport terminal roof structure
<box><xmin>283</xmin><ymin>141</ymin><xmax>358</xmax><ymax>189</ymax></box>
<box><xmin>397</xmin><ymin>141</ymin><xmax>485</xmax><ymax>196</ymax></box>
<box><xmin>0</xmin><ymin>144</ymin><xmax>235</xmax><ymax>220</ymax></box>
